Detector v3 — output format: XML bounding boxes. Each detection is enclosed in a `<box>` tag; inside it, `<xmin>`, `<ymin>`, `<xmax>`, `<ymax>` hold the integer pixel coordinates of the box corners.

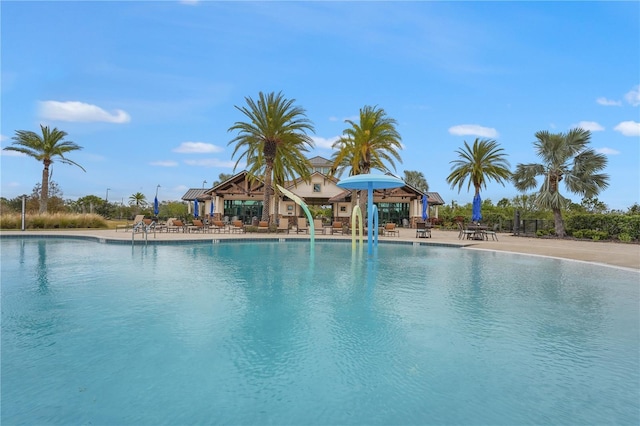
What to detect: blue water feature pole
<box><xmin>337</xmin><ymin>174</ymin><xmax>405</xmax><ymax>255</ymax></box>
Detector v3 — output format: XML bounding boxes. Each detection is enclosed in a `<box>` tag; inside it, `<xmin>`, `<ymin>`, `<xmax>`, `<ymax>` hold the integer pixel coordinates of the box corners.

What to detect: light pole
<box><xmin>106</xmin><ymin>188</ymin><xmax>111</xmax><ymax>202</ymax></box>
<box><xmin>202</xmin><ymin>180</ymin><xmax>207</xmax><ymax>188</ymax></box>
<box><xmin>21</xmin><ymin>194</ymin><xmax>27</xmax><ymax>231</ymax></box>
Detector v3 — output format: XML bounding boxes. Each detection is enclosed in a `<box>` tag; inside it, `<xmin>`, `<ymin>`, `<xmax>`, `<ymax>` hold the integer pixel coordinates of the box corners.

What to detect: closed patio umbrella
<box><xmin>154</xmin><ymin>196</ymin><xmax>159</xmax><ymax>216</ymax></box>
<box><xmin>210</xmin><ymin>199</ymin><xmax>214</xmax><ymax>217</ymax></box>
<box><xmin>422</xmin><ymin>194</ymin><xmax>429</xmax><ymax>221</ymax></box>
<box><xmin>472</xmin><ymin>194</ymin><xmax>482</xmax><ymax>223</ymax></box>
<box><xmin>194</xmin><ymin>198</ymin><xmax>199</xmax><ymax>218</ymax></box>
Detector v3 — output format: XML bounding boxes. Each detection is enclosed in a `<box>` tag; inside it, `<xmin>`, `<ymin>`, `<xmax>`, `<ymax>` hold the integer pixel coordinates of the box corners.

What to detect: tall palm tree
<box><xmin>331</xmin><ymin>105</ymin><xmax>403</xmax><ymax>213</ymax></box>
<box><xmin>446</xmin><ymin>137</ymin><xmax>511</xmax><ymax>207</ymax></box>
<box><xmin>512</xmin><ymin>128</ymin><xmax>608</xmax><ymax>237</ymax></box>
<box><xmin>4</xmin><ymin>125</ymin><xmax>85</xmax><ymax>213</ymax></box>
<box><xmin>228</xmin><ymin>91</ymin><xmax>315</xmax><ymax>223</ymax></box>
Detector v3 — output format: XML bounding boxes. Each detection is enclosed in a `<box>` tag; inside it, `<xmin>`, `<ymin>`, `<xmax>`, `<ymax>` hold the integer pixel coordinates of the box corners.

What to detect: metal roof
<box><xmin>181</xmin><ymin>188</ymin><xmax>209</xmax><ymax>201</ymax></box>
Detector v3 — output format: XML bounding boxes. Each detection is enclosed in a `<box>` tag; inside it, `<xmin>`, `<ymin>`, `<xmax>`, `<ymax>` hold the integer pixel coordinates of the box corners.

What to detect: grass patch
<box><xmin>0</xmin><ymin>213</ymin><xmax>109</xmax><ymax>230</ymax></box>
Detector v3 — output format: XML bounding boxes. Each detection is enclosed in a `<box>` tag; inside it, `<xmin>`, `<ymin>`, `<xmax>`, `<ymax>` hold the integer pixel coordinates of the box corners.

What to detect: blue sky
<box><xmin>2</xmin><ymin>1</ymin><xmax>639</xmax><ymax>210</ymax></box>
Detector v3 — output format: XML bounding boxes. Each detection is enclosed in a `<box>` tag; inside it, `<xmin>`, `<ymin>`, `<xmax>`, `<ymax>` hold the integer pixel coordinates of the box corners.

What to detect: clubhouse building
<box><xmin>182</xmin><ymin>156</ymin><xmax>444</xmax><ymax>227</ymax></box>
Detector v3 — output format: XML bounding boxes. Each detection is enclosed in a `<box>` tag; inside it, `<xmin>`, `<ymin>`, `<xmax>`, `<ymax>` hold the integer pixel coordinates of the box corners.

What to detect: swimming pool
<box><xmin>2</xmin><ymin>237</ymin><xmax>638</xmax><ymax>425</ymax></box>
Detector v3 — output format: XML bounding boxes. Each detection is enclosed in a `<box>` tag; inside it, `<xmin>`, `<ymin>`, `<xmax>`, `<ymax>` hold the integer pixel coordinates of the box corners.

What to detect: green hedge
<box><xmin>566</xmin><ymin>213</ymin><xmax>640</xmax><ymax>241</ymax></box>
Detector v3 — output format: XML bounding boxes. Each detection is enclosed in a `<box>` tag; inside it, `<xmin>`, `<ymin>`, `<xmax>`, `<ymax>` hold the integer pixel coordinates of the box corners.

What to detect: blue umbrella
<box><xmin>154</xmin><ymin>196</ymin><xmax>159</xmax><ymax>216</ymax></box>
<box><xmin>210</xmin><ymin>199</ymin><xmax>214</xmax><ymax>217</ymax></box>
<box><xmin>422</xmin><ymin>194</ymin><xmax>429</xmax><ymax>221</ymax></box>
<box><xmin>472</xmin><ymin>193</ymin><xmax>482</xmax><ymax>223</ymax></box>
<box><xmin>193</xmin><ymin>198</ymin><xmax>199</xmax><ymax>218</ymax></box>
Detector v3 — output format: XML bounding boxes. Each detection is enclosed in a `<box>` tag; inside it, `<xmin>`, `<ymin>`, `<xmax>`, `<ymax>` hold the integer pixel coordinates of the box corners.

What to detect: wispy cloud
<box><xmin>38</xmin><ymin>100</ymin><xmax>131</xmax><ymax>123</ymax></box>
<box><xmin>448</xmin><ymin>124</ymin><xmax>498</xmax><ymax>138</ymax></box>
<box><xmin>0</xmin><ymin>134</ymin><xmax>8</xmax><ymax>142</ymax></box>
<box><xmin>572</xmin><ymin>121</ymin><xmax>604</xmax><ymax>132</ymax></box>
<box><xmin>596</xmin><ymin>147</ymin><xmax>620</xmax><ymax>155</ymax></box>
<box><xmin>312</xmin><ymin>135</ymin><xmax>340</xmax><ymax>150</ymax></box>
<box><xmin>183</xmin><ymin>158</ymin><xmax>236</xmax><ymax>168</ymax></box>
<box><xmin>596</xmin><ymin>97</ymin><xmax>622</xmax><ymax>106</ymax></box>
<box><xmin>179</xmin><ymin>0</ymin><xmax>199</xmax><ymax>5</ymax></box>
<box><xmin>0</xmin><ymin>149</ymin><xmax>26</xmax><ymax>157</ymax></box>
<box><xmin>613</xmin><ymin>121</ymin><xmax>640</xmax><ymax>137</ymax></box>
<box><xmin>150</xmin><ymin>160</ymin><xmax>179</xmax><ymax>167</ymax></box>
<box><xmin>173</xmin><ymin>142</ymin><xmax>224</xmax><ymax>154</ymax></box>
<box><xmin>624</xmin><ymin>85</ymin><xmax>640</xmax><ymax>107</ymax></box>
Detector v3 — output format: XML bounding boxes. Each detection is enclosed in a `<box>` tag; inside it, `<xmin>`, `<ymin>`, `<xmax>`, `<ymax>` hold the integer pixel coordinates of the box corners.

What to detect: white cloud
<box><xmin>150</xmin><ymin>160</ymin><xmax>179</xmax><ymax>167</ymax></box>
<box><xmin>596</xmin><ymin>97</ymin><xmax>622</xmax><ymax>106</ymax></box>
<box><xmin>173</xmin><ymin>142</ymin><xmax>223</xmax><ymax>154</ymax></box>
<box><xmin>179</xmin><ymin>0</ymin><xmax>199</xmax><ymax>4</ymax></box>
<box><xmin>448</xmin><ymin>124</ymin><xmax>498</xmax><ymax>138</ymax></box>
<box><xmin>613</xmin><ymin>121</ymin><xmax>640</xmax><ymax>137</ymax></box>
<box><xmin>596</xmin><ymin>147</ymin><xmax>620</xmax><ymax>155</ymax></box>
<box><xmin>0</xmin><ymin>149</ymin><xmax>26</xmax><ymax>157</ymax></box>
<box><xmin>311</xmin><ymin>135</ymin><xmax>340</xmax><ymax>149</ymax></box>
<box><xmin>0</xmin><ymin>134</ymin><xmax>8</xmax><ymax>141</ymax></box>
<box><xmin>572</xmin><ymin>121</ymin><xmax>604</xmax><ymax>132</ymax></box>
<box><xmin>38</xmin><ymin>100</ymin><xmax>131</xmax><ymax>123</ymax></box>
<box><xmin>624</xmin><ymin>85</ymin><xmax>640</xmax><ymax>106</ymax></box>
<box><xmin>183</xmin><ymin>158</ymin><xmax>236</xmax><ymax>168</ymax></box>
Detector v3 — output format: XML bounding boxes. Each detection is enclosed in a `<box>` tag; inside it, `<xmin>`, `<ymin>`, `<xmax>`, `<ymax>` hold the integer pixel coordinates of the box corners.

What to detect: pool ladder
<box><xmin>132</xmin><ymin>220</ymin><xmax>156</xmax><ymax>245</ymax></box>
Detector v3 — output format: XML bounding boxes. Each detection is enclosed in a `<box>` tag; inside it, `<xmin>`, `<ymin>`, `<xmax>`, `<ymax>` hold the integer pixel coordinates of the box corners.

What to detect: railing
<box><xmin>132</xmin><ymin>220</ymin><xmax>156</xmax><ymax>245</ymax></box>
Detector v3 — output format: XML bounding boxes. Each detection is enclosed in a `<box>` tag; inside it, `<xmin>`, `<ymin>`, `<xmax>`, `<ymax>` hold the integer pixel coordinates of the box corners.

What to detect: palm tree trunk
<box><xmin>552</xmin><ymin>207</ymin><xmax>566</xmax><ymax>238</ymax></box>
<box><xmin>262</xmin><ymin>163</ymin><xmax>273</xmax><ymax>223</ymax></box>
<box><xmin>40</xmin><ymin>160</ymin><xmax>51</xmax><ymax>214</ymax></box>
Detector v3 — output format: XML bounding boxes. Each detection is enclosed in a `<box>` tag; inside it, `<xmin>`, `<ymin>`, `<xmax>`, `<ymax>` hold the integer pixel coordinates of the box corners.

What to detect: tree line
<box><xmin>3</xmin><ymin>90</ymin><xmax>625</xmax><ymax>238</ymax></box>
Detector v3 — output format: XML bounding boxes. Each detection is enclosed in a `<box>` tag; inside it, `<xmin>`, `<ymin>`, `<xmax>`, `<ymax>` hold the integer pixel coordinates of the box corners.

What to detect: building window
<box><xmin>313</xmin><ymin>183</ymin><xmax>321</xmax><ymax>192</ymax></box>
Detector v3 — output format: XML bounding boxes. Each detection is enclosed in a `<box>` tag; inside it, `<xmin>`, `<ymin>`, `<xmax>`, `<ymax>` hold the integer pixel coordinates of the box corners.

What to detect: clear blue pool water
<box><xmin>1</xmin><ymin>237</ymin><xmax>639</xmax><ymax>425</ymax></box>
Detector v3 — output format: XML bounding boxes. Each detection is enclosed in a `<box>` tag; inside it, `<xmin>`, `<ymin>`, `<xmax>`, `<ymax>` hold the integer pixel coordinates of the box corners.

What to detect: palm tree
<box><xmin>331</xmin><ymin>105</ymin><xmax>403</xmax><ymax>213</ymax></box>
<box><xmin>228</xmin><ymin>91</ymin><xmax>315</xmax><ymax>223</ymax></box>
<box><xmin>512</xmin><ymin>128</ymin><xmax>609</xmax><ymax>238</ymax></box>
<box><xmin>446</xmin><ymin>137</ymin><xmax>511</xmax><ymax>210</ymax></box>
<box><xmin>129</xmin><ymin>192</ymin><xmax>147</xmax><ymax>208</ymax></box>
<box><xmin>4</xmin><ymin>125</ymin><xmax>85</xmax><ymax>213</ymax></box>
<box><xmin>404</xmin><ymin>170</ymin><xmax>429</xmax><ymax>192</ymax></box>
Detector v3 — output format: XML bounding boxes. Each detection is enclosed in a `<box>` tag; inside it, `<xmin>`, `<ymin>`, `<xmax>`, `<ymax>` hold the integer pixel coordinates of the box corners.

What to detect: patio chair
<box><xmin>313</xmin><ymin>219</ymin><xmax>324</xmax><ymax>235</ymax></box>
<box><xmin>296</xmin><ymin>217</ymin><xmax>308</xmax><ymax>234</ymax></box>
<box><xmin>484</xmin><ymin>224</ymin><xmax>499</xmax><ymax>241</ymax></box>
<box><xmin>210</xmin><ymin>220</ymin><xmax>226</xmax><ymax>233</ymax></box>
<box><xmin>457</xmin><ymin>222</ymin><xmax>474</xmax><ymax>240</ymax></box>
<box><xmin>257</xmin><ymin>221</ymin><xmax>269</xmax><ymax>233</ymax></box>
<box><xmin>331</xmin><ymin>221</ymin><xmax>344</xmax><ymax>235</ymax></box>
<box><xmin>416</xmin><ymin>221</ymin><xmax>431</xmax><ymax>238</ymax></box>
<box><xmin>276</xmin><ymin>218</ymin><xmax>289</xmax><ymax>234</ymax></box>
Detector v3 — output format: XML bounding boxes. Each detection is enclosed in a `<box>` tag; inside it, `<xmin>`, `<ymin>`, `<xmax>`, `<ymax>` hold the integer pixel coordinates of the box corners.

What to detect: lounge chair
<box><xmin>210</xmin><ymin>220</ymin><xmax>227</xmax><ymax>233</ymax></box>
<box><xmin>116</xmin><ymin>214</ymin><xmax>145</xmax><ymax>232</ymax></box>
<box><xmin>167</xmin><ymin>219</ymin><xmax>186</xmax><ymax>232</ymax></box>
<box><xmin>189</xmin><ymin>219</ymin><xmax>207</xmax><ymax>233</ymax></box>
<box><xmin>296</xmin><ymin>217</ymin><xmax>308</xmax><ymax>234</ymax></box>
<box><xmin>416</xmin><ymin>221</ymin><xmax>431</xmax><ymax>238</ymax></box>
<box><xmin>257</xmin><ymin>221</ymin><xmax>269</xmax><ymax>233</ymax></box>
<box><xmin>276</xmin><ymin>218</ymin><xmax>289</xmax><ymax>234</ymax></box>
<box><xmin>230</xmin><ymin>220</ymin><xmax>245</xmax><ymax>234</ymax></box>
<box><xmin>331</xmin><ymin>221</ymin><xmax>344</xmax><ymax>235</ymax></box>
<box><xmin>383</xmin><ymin>223</ymin><xmax>399</xmax><ymax>237</ymax></box>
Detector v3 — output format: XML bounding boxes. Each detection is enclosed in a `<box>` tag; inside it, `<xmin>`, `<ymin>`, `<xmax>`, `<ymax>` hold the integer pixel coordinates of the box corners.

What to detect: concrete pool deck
<box><xmin>3</xmin><ymin>227</ymin><xmax>639</xmax><ymax>271</ymax></box>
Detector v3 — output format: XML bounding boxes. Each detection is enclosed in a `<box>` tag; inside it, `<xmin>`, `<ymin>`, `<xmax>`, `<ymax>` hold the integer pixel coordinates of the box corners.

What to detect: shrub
<box><xmin>618</xmin><ymin>233</ymin><xmax>632</xmax><ymax>243</ymax></box>
<box><xmin>0</xmin><ymin>213</ymin><xmax>109</xmax><ymax>230</ymax></box>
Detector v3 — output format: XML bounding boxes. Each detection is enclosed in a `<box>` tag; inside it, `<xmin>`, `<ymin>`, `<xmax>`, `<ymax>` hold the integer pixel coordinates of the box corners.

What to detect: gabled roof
<box><xmin>206</xmin><ymin>170</ymin><xmax>267</xmax><ymax>196</ymax></box>
<box><xmin>426</xmin><ymin>192</ymin><xmax>445</xmax><ymax>205</ymax></box>
<box><xmin>308</xmin><ymin>155</ymin><xmax>333</xmax><ymax>167</ymax></box>
<box><xmin>285</xmin><ymin>171</ymin><xmax>339</xmax><ymax>190</ymax></box>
